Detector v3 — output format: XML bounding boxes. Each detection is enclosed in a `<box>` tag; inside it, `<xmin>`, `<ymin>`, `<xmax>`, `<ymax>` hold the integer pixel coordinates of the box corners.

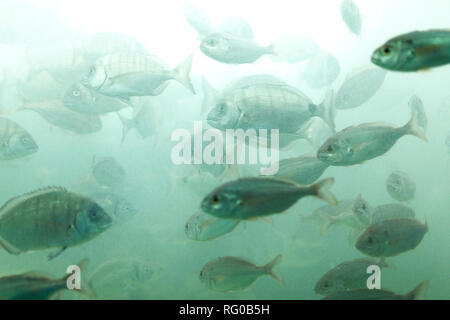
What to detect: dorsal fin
<box><xmin>0</xmin><ymin>186</ymin><xmax>68</xmax><ymax>217</ymax></box>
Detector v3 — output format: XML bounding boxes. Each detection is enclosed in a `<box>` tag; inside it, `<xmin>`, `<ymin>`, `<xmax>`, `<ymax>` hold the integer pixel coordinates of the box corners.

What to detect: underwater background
<box><xmin>0</xmin><ymin>0</ymin><xmax>449</xmax><ymax>300</ymax></box>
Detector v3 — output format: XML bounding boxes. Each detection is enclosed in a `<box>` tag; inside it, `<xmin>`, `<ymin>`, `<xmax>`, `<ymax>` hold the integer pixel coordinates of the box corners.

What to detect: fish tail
<box><xmin>201</xmin><ymin>76</ymin><xmax>218</xmax><ymax>115</ymax></box>
<box><xmin>320</xmin><ymin>215</ymin><xmax>335</xmax><ymax>236</ymax></box>
<box><xmin>65</xmin><ymin>258</ymin><xmax>96</xmax><ymax>299</ymax></box>
<box><xmin>310</xmin><ymin>178</ymin><xmax>338</xmax><ymax>206</ymax></box>
<box><xmin>406</xmin><ymin>280</ymin><xmax>429</xmax><ymax>300</ymax></box>
<box><xmin>403</xmin><ymin>110</ymin><xmax>428</xmax><ymax>142</ymax></box>
<box><xmin>317</xmin><ymin>90</ymin><xmax>336</xmax><ymax>132</ymax></box>
<box><xmin>117</xmin><ymin>113</ymin><xmax>134</xmax><ymax>145</ymax></box>
<box><xmin>173</xmin><ymin>53</ymin><xmax>196</xmax><ymax>94</ymax></box>
<box><xmin>264</xmin><ymin>254</ymin><xmax>285</xmax><ymax>287</ymax></box>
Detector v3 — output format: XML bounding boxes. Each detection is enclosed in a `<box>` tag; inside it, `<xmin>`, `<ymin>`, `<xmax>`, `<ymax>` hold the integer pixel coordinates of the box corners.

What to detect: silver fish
<box><xmin>201</xmin><ymin>177</ymin><xmax>337</xmax><ymax>220</ymax></box>
<box><xmin>386</xmin><ymin>171</ymin><xmax>416</xmax><ymax>202</ymax></box>
<box><xmin>340</xmin><ymin>0</ymin><xmax>362</xmax><ymax>36</ymax></box>
<box><xmin>23</xmin><ymin>100</ymin><xmax>102</xmax><ymax>134</ymax></box>
<box><xmin>80</xmin><ymin>52</ymin><xmax>195</xmax><ymax>97</ymax></box>
<box><xmin>371</xmin><ymin>203</ymin><xmax>415</xmax><ymax>224</ymax></box>
<box><xmin>0</xmin><ymin>186</ymin><xmax>112</xmax><ymax>260</ymax></box>
<box><xmin>90</xmin><ymin>156</ymin><xmax>126</xmax><ymax>189</ymax></box>
<box><xmin>334</xmin><ymin>66</ymin><xmax>387</xmax><ymax>110</ymax></box>
<box><xmin>315</xmin><ymin>258</ymin><xmax>388</xmax><ymax>295</ymax></box>
<box><xmin>200</xmin><ymin>255</ymin><xmax>284</xmax><ymax>292</ymax></box>
<box><xmin>323</xmin><ymin>281</ymin><xmax>429</xmax><ymax>300</ymax></box>
<box><xmin>356</xmin><ymin>217</ymin><xmax>428</xmax><ymax>257</ymax></box>
<box><xmin>206</xmin><ymin>75</ymin><xmax>336</xmax><ymax>141</ymax></box>
<box><xmin>317</xmin><ymin>111</ymin><xmax>427</xmax><ymax>166</ymax></box>
<box><xmin>185</xmin><ymin>210</ymin><xmax>240</xmax><ymax>241</ymax></box>
<box><xmin>90</xmin><ymin>192</ymin><xmax>137</xmax><ymax>225</ymax></box>
<box><xmin>0</xmin><ymin>259</ymin><xmax>93</xmax><ymax>300</ymax></box>
<box><xmin>183</xmin><ymin>4</ymin><xmax>214</xmax><ymax>38</ymax></box>
<box><xmin>0</xmin><ymin>117</ymin><xmax>38</xmax><ymax>160</ymax></box>
<box><xmin>302</xmin><ymin>50</ymin><xmax>341</xmax><ymax>89</ymax></box>
<box><xmin>63</xmin><ymin>82</ymin><xmax>131</xmax><ymax>115</ymax></box>
<box><xmin>274</xmin><ymin>155</ymin><xmax>329</xmax><ymax>185</ymax></box>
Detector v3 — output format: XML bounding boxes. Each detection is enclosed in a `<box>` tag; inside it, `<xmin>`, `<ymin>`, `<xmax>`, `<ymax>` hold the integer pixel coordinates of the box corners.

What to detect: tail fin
<box><xmin>201</xmin><ymin>76</ymin><xmax>218</xmax><ymax>115</ymax></box>
<box><xmin>310</xmin><ymin>178</ymin><xmax>338</xmax><ymax>206</ymax></box>
<box><xmin>264</xmin><ymin>254</ymin><xmax>285</xmax><ymax>287</ymax></box>
<box><xmin>406</xmin><ymin>280</ymin><xmax>429</xmax><ymax>300</ymax></box>
<box><xmin>173</xmin><ymin>53</ymin><xmax>196</xmax><ymax>94</ymax></box>
<box><xmin>403</xmin><ymin>110</ymin><xmax>428</xmax><ymax>142</ymax></box>
<box><xmin>117</xmin><ymin>113</ymin><xmax>135</xmax><ymax>145</ymax></box>
<box><xmin>65</xmin><ymin>258</ymin><xmax>96</xmax><ymax>299</ymax></box>
<box><xmin>315</xmin><ymin>90</ymin><xmax>336</xmax><ymax>132</ymax></box>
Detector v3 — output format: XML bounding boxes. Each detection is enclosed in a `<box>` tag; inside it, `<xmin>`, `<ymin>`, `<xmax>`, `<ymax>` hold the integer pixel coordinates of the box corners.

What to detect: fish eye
<box><xmin>326</xmin><ymin>145</ymin><xmax>334</xmax><ymax>153</ymax></box>
<box><xmin>72</xmin><ymin>90</ymin><xmax>81</xmax><ymax>97</ymax></box>
<box><xmin>88</xmin><ymin>66</ymin><xmax>96</xmax><ymax>76</ymax></box>
<box><xmin>21</xmin><ymin>136</ymin><xmax>29</xmax><ymax>144</ymax></box>
<box><xmin>208</xmin><ymin>38</ymin><xmax>218</xmax><ymax>46</ymax></box>
<box><xmin>211</xmin><ymin>194</ymin><xmax>220</xmax><ymax>204</ymax></box>
<box><xmin>323</xmin><ymin>281</ymin><xmax>329</xmax><ymax>288</ymax></box>
<box><xmin>382</xmin><ymin>46</ymin><xmax>391</xmax><ymax>55</ymax></box>
<box><xmin>367</xmin><ymin>237</ymin><xmax>373</xmax><ymax>245</ymax></box>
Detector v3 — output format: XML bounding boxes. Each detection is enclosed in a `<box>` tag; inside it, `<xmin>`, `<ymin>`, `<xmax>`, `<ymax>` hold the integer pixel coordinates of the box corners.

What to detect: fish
<box><xmin>274</xmin><ymin>154</ymin><xmax>330</xmax><ymax>185</ymax></box>
<box><xmin>88</xmin><ymin>258</ymin><xmax>162</xmax><ymax>299</ymax></box>
<box><xmin>89</xmin><ymin>156</ymin><xmax>126</xmax><ymax>189</ymax></box>
<box><xmin>323</xmin><ymin>281</ymin><xmax>429</xmax><ymax>300</ymax></box>
<box><xmin>371</xmin><ymin>203</ymin><xmax>416</xmax><ymax>225</ymax></box>
<box><xmin>0</xmin><ymin>186</ymin><xmax>112</xmax><ymax>260</ymax></box>
<box><xmin>386</xmin><ymin>170</ymin><xmax>416</xmax><ymax>202</ymax></box>
<box><xmin>199</xmin><ymin>255</ymin><xmax>284</xmax><ymax>292</ymax></box>
<box><xmin>78</xmin><ymin>32</ymin><xmax>149</xmax><ymax>64</ymax></box>
<box><xmin>90</xmin><ymin>192</ymin><xmax>137</xmax><ymax>225</ymax></box>
<box><xmin>200</xmin><ymin>32</ymin><xmax>319</xmax><ymax>64</ymax></box>
<box><xmin>0</xmin><ymin>117</ymin><xmax>38</xmax><ymax>160</ymax></box>
<box><xmin>371</xmin><ymin>29</ymin><xmax>450</xmax><ymax>71</ymax></box>
<box><xmin>315</xmin><ymin>258</ymin><xmax>389</xmax><ymax>295</ymax></box>
<box><xmin>21</xmin><ymin>100</ymin><xmax>103</xmax><ymax>134</ymax></box>
<box><xmin>334</xmin><ymin>66</ymin><xmax>387</xmax><ymax>110</ymax></box>
<box><xmin>356</xmin><ymin>217</ymin><xmax>428</xmax><ymax>257</ymax></box>
<box><xmin>302</xmin><ymin>50</ymin><xmax>341</xmax><ymax>89</ymax></box>
<box><xmin>201</xmin><ymin>177</ymin><xmax>337</xmax><ymax>220</ymax></box>
<box><xmin>340</xmin><ymin>0</ymin><xmax>362</xmax><ymax>36</ymax></box>
<box><xmin>185</xmin><ymin>210</ymin><xmax>240</xmax><ymax>241</ymax></box>
<box><xmin>80</xmin><ymin>52</ymin><xmax>195</xmax><ymax>98</ymax></box>
<box><xmin>408</xmin><ymin>95</ymin><xmax>427</xmax><ymax>131</ymax></box>
<box><xmin>317</xmin><ymin>111</ymin><xmax>427</xmax><ymax>166</ymax></box>
<box><xmin>117</xmin><ymin>99</ymin><xmax>159</xmax><ymax>144</ymax></box>
<box><xmin>205</xmin><ymin>74</ymin><xmax>336</xmax><ymax>141</ymax></box>
<box><xmin>0</xmin><ymin>259</ymin><xmax>94</xmax><ymax>300</ymax></box>
<box><xmin>63</xmin><ymin>82</ymin><xmax>132</xmax><ymax>115</ymax></box>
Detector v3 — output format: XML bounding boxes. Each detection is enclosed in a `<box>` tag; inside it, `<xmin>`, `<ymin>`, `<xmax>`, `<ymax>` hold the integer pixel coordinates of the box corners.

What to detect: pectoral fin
<box><xmin>48</xmin><ymin>246</ymin><xmax>67</xmax><ymax>261</ymax></box>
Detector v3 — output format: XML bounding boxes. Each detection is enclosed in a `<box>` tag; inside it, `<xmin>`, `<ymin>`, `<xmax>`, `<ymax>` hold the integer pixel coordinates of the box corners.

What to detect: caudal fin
<box><xmin>315</xmin><ymin>90</ymin><xmax>336</xmax><ymax>132</ymax></box>
<box><xmin>406</xmin><ymin>280</ymin><xmax>429</xmax><ymax>300</ymax></box>
<box><xmin>264</xmin><ymin>254</ymin><xmax>285</xmax><ymax>287</ymax></box>
<box><xmin>173</xmin><ymin>53</ymin><xmax>196</xmax><ymax>94</ymax></box>
<box><xmin>311</xmin><ymin>178</ymin><xmax>338</xmax><ymax>206</ymax></box>
<box><xmin>403</xmin><ymin>110</ymin><xmax>428</xmax><ymax>142</ymax></box>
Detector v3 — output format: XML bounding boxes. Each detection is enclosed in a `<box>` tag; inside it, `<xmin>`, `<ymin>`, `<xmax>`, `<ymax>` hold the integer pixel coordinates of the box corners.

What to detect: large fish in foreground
<box><xmin>371</xmin><ymin>30</ymin><xmax>450</xmax><ymax>71</ymax></box>
<box><xmin>317</xmin><ymin>111</ymin><xmax>427</xmax><ymax>166</ymax></box>
<box><xmin>200</xmin><ymin>255</ymin><xmax>284</xmax><ymax>292</ymax></box>
<box><xmin>0</xmin><ymin>259</ymin><xmax>94</xmax><ymax>300</ymax></box>
<box><xmin>323</xmin><ymin>281</ymin><xmax>428</xmax><ymax>300</ymax></box>
<box><xmin>0</xmin><ymin>117</ymin><xmax>38</xmax><ymax>160</ymax></box>
<box><xmin>0</xmin><ymin>187</ymin><xmax>112</xmax><ymax>260</ymax></box>
<box><xmin>201</xmin><ymin>177</ymin><xmax>337</xmax><ymax>220</ymax></box>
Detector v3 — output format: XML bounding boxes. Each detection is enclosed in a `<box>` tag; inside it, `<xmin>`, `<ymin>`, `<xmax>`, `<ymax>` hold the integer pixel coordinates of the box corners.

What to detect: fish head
<box><xmin>1</xmin><ymin>132</ymin><xmax>38</xmax><ymax>159</ymax></box>
<box><xmin>206</xmin><ymin>98</ymin><xmax>239</xmax><ymax>130</ymax></box>
<box><xmin>371</xmin><ymin>39</ymin><xmax>415</xmax><ymax>71</ymax></box>
<box><xmin>317</xmin><ymin>136</ymin><xmax>348</xmax><ymax>165</ymax></box>
<box><xmin>75</xmin><ymin>201</ymin><xmax>113</xmax><ymax>237</ymax></box>
<box><xmin>115</xmin><ymin>199</ymin><xmax>138</xmax><ymax>221</ymax></box>
<box><xmin>352</xmin><ymin>195</ymin><xmax>371</xmax><ymax>225</ymax></box>
<box><xmin>355</xmin><ymin>228</ymin><xmax>384</xmax><ymax>256</ymax></box>
<box><xmin>80</xmin><ymin>63</ymin><xmax>107</xmax><ymax>90</ymax></box>
<box><xmin>63</xmin><ymin>83</ymin><xmax>94</xmax><ymax>112</ymax></box>
<box><xmin>200</xmin><ymin>187</ymin><xmax>240</xmax><ymax>219</ymax></box>
<box><xmin>314</xmin><ymin>276</ymin><xmax>338</xmax><ymax>295</ymax></box>
<box><xmin>200</xmin><ymin>33</ymin><xmax>231</xmax><ymax>62</ymax></box>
